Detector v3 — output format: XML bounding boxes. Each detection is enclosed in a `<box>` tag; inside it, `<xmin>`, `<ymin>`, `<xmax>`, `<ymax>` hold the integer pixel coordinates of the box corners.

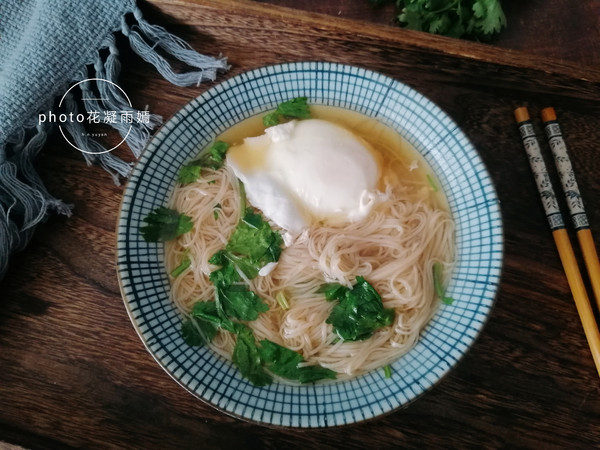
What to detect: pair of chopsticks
<box><xmin>514</xmin><ymin>107</ymin><xmax>600</xmax><ymax>377</ymax></box>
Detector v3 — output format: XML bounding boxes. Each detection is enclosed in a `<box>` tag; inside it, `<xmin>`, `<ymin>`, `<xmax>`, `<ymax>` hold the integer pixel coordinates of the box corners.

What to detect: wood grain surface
<box><xmin>1</xmin><ymin>0</ymin><xmax>600</xmax><ymax>448</ymax></box>
<box><xmin>257</xmin><ymin>0</ymin><xmax>600</xmax><ymax>68</ymax></box>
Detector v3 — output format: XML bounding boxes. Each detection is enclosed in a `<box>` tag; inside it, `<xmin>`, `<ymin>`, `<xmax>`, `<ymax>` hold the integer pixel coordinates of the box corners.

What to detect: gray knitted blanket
<box><xmin>0</xmin><ymin>0</ymin><xmax>228</xmax><ymax>280</ymax></box>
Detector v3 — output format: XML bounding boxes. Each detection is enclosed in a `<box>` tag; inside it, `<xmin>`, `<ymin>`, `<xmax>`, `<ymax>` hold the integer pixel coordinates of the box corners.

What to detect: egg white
<box><xmin>226</xmin><ymin>119</ymin><xmax>383</xmax><ymax>234</ymax></box>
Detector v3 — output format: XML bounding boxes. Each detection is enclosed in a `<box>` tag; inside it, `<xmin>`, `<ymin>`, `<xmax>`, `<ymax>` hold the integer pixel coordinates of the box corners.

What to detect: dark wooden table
<box><xmin>2</xmin><ymin>0</ymin><xmax>600</xmax><ymax>448</ymax></box>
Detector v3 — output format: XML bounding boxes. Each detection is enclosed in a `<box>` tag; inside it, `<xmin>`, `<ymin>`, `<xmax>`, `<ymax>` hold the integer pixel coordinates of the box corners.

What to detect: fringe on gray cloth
<box><xmin>0</xmin><ymin>6</ymin><xmax>229</xmax><ymax>280</ymax></box>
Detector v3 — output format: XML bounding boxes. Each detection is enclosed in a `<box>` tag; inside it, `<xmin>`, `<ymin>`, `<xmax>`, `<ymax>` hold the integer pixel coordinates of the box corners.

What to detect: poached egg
<box><xmin>226</xmin><ymin>119</ymin><xmax>382</xmax><ymax>234</ymax></box>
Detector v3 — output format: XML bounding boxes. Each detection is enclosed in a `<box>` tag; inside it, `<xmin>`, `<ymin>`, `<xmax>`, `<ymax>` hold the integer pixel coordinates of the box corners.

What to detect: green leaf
<box><xmin>233</xmin><ymin>326</ymin><xmax>273</xmax><ymax>386</ymax></box>
<box><xmin>180</xmin><ymin>197</ymin><xmax>284</xmax><ymax>387</ymax></box>
<box><xmin>262</xmin><ymin>97</ymin><xmax>311</xmax><ymax>127</ymax></box>
<box><xmin>191</xmin><ymin>300</ymin><xmax>239</xmax><ymax>334</ymax></box>
<box><xmin>275</xmin><ymin>97</ymin><xmax>310</xmax><ymax>119</ymax></box>
<box><xmin>471</xmin><ymin>0</ymin><xmax>506</xmax><ymax>35</ymax></box>
<box><xmin>398</xmin><ymin>6</ymin><xmax>425</xmax><ymax>31</ymax></box>
<box><xmin>259</xmin><ymin>339</ymin><xmax>303</xmax><ymax>376</ymax></box>
<box><xmin>209</xmin><ymin>249</ymin><xmax>271</xmax><ymax>323</ymax></box>
<box><xmin>396</xmin><ymin>0</ymin><xmax>505</xmax><ymax>40</ymax></box>
<box><xmin>176</xmin><ymin>141</ymin><xmax>231</xmax><ymax>184</ymax></box>
<box><xmin>181</xmin><ymin>314</ymin><xmax>218</xmax><ymax>346</ymax></box>
<box><xmin>317</xmin><ymin>283</ymin><xmax>350</xmax><ymax>301</ymax></box>
<box><xmin>209</xmin><ymin>252</ymin><xmax>242</xmax><ymax>287</ymax></box>
<box><xmin>263</xmin><ymin>112</ymin><xmax>280</xmax><ymax>127</ymax></box>
<box><xmin>205</xmin><ymin>141</ymin><xmax>230</xmax><ymax>170</ymax></box>
<box><xmin>325</xmin><ymin>276</ymin><xmax>395</xmax><ymax>341</ymax></box>
<box><xmin>140</xmin><ymin>207</ymin><xmax>193</xmax><ymax>242</ymax></box>
<box><xmin>428</xmin><ymin>13</ymin><xmax>452</xmax><ymax>35</ymax></box>
<box><xmin>218</xmin><ymin>284</ymin><xmax>269</xmax><ymax>322</ymax></box>
<box><xmin>258</xmin><ymin>340</ymin><xmax>337</xmax><ymax>383</ymax></box>
<box><xmin>296</xmin><ymin>365</ymin><xmax>338</xmax><ymax>384</ymax></box>
<box><xmin>177</xmin><ymin>163</ymin><xmax>202</xmax><ymax>184</ymax></box>
<box><xmin>224</xmin><ymin>209</ymin><xmax>283</xmax><ymax>278</ymax></box>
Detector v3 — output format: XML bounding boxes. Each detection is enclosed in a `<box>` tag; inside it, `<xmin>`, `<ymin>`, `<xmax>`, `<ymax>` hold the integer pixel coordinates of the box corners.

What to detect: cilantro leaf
<box><xmin>181</xmin><ymin>314</ymin><xmax>218</xmax><ymax>346</ymax></box>
<box><xmin>191</xmin><ymin>300</ymin><xmax>239</xmax><ymax>334</ymax></box>
<box><xmin>317</xmin><ymin>283</ymin><xmax>350</xmax><ymax>301</ymax></box>
<box><xmin>262</xmin><ymin>97</ymin><xmax>311</xmax><ymax>126</ymax></box>
<box><xmin>263</xmin><ymin>112</ymin><xmax>280</xmax><ymax>127</ymax></box>
<box><xmin>396</xmin><ymin>0</ymin><xmax>506</xmax><ymax>40</ymax></box>
<box><xmin>325</xmin><ymin>276</ymin><xmax>395</xmax><ymax>341</ymax></box>
<box><xmin>205</xmin><ymin>209</ymin><xmax>281</xmax><ymax>325</ymax></box>
<box><xmin>192</xmin><ymin>302</ymin><xmax>272</xmax><ymax>385</ymax></box>
<box><xmin>140</xmin><ymin>207</ymin><xmax>193</xmax><ymax>242</ymax></box>
<box><xmin>204</xmin><ymin>141</ymin><xmax>230</xmax><ymax>170</ymax></box>
<box><xmin>209</xmin><ymin>250</ymin><xmax>242</xmax><ymax>286</ymax></box>
<box><xmin>223</xmin><ymin>208</ymin><xmax>283</xmax><ymax>279</ymax></box>
<box><xmin>177</xmin><ymin>163</ymin><xmax>202</xmax><ymax>184</ymax></box>
<box><xmin>470</xmin><ymin>0</ymin><xmax>506</xmax><ymax>35</ymax></box>
<box><xmin>259</xmin><ymin>339</ymin><xmax>303</xmax><ymax>376</ymax></box>
<box><xmin>297</xmin><ymin>365</ymin><xmax>338</xmax><ymax>384</ymax></box>
<box><xmin>259</xmin><ymin>340</ymin><xmax>337</xmax><ymax>383</ymax></box>
<box><xmin>217</xmin><ymin>284</ymin><xmax>269</xmax><ymax>322</ymax></box>
<box><xmin>275</xmin><ymin>97</ymin><xmax>310</xmax><ymax>119</ymax></box>
<box><xmin>177</xmin><ymin>141</ymin><xmax>231</xmax><ymax>184</ymax></box>
<box><xmin>233</xmin><ymin>325</ymin><xmax>273</xmax><ymax>386</ymax></box>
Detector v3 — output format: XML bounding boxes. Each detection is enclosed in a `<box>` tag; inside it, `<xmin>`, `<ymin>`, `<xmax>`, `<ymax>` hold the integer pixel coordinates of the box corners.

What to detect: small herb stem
<box><xmin>383</xmin><ymin>365</ymin><xmax>392</xmax><ymax>379</ymax></box>
<box><xmin>238</xmin><ymin>180</ymin><xmax>247</xmax><ymax>213</ymax></box>
<box><xmin>427</xmin><ymin>174</ymin><xmax>439</xmax><ymax>192</ymax></box>
<box><xmin>433</xmin><ymin>262</ymin><xmax>454</xmax><ymax>305</ymax></box>
<box><xmin>276</xmin><ymin>291</ymin><xmax>290</xmax><ymax>310</ymax></box>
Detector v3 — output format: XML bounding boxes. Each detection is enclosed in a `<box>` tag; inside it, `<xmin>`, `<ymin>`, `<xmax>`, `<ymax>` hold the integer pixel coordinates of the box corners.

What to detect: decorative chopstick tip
<box><xmin>541</xmin><ymin>107</ymin><xmax>557</xmax><ymax>123</ymax></box>
<box><xmin>514</xmin><ymin>106</ymin><xmax>530</xmax><ymax>123</ymax></box>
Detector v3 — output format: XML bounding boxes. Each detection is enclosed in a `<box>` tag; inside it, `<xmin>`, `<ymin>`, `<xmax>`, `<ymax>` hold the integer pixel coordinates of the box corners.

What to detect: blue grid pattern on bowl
<box><xmin>116</xmin><ymin>61</ymin><xmax>503</xmax><ymax>428</ymax></box>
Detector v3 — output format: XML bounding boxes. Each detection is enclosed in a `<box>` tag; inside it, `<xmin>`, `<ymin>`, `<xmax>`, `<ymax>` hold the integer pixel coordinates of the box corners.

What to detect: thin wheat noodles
<box><xmin>166</xmin><ymin>158</ymin><xmax>454</xmax><ymax>379</ymax></box>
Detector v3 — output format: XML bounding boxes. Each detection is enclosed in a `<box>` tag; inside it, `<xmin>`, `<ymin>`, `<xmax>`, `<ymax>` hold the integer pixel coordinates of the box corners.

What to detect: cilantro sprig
<box><xmin>399</xmin><ymin>0</ymin><xmax>506</xmax><ymax>39</ymax></box>
<box><xmin>263</xmin><ymin>97</ymin><xmax>311</xmax><ymax>127</ymax></box>
<box><xmin>208</xmin><ymin>208</ymin><xmax>283</xmax><ymax>283</ymax></box>
<box><xmin>321</xmin><ymin>276</ymin><xmax>395</xmax><ymax>341</ymax></box>
<box><xmin>140</xmin><ymin>207</ymin><xmax>193</xmax><ymax>242</ymax></box>
<box><xmin>233</xmin><ymin>325</ymin><xmax>274</xmax><ymax>386</ymax></box>
<box><xmin>205</xmin><ymin>208</ymin><xmax>280</xmax><ymax>323</ymax></box>
<box><xmin>226</xmin><ymin>209</ymin><xmax>284</xmax><ymax>276</ymax></box>
<box><xmin>177</xmin><ymin>140</ymin><xmax>230</xmax><ymax>184</ymax></box>
<box><xmin>181</xmin><ymin>314</ymin><xmax>219</xmax><ymax>347</ymax></box>
<box><xmin>216</xmin><ymin>282</ymin><xmax>270</xmax><ymax>322</ymax></box>
<box><xmin>259</xmin><ymin>340</ymin><xmax>337</xmax><ymax>383</ymax></box>
<box><xmin>371</xmin><ymin>0</ymin><xmax>506</xmax><ymax>40</ymax></box>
